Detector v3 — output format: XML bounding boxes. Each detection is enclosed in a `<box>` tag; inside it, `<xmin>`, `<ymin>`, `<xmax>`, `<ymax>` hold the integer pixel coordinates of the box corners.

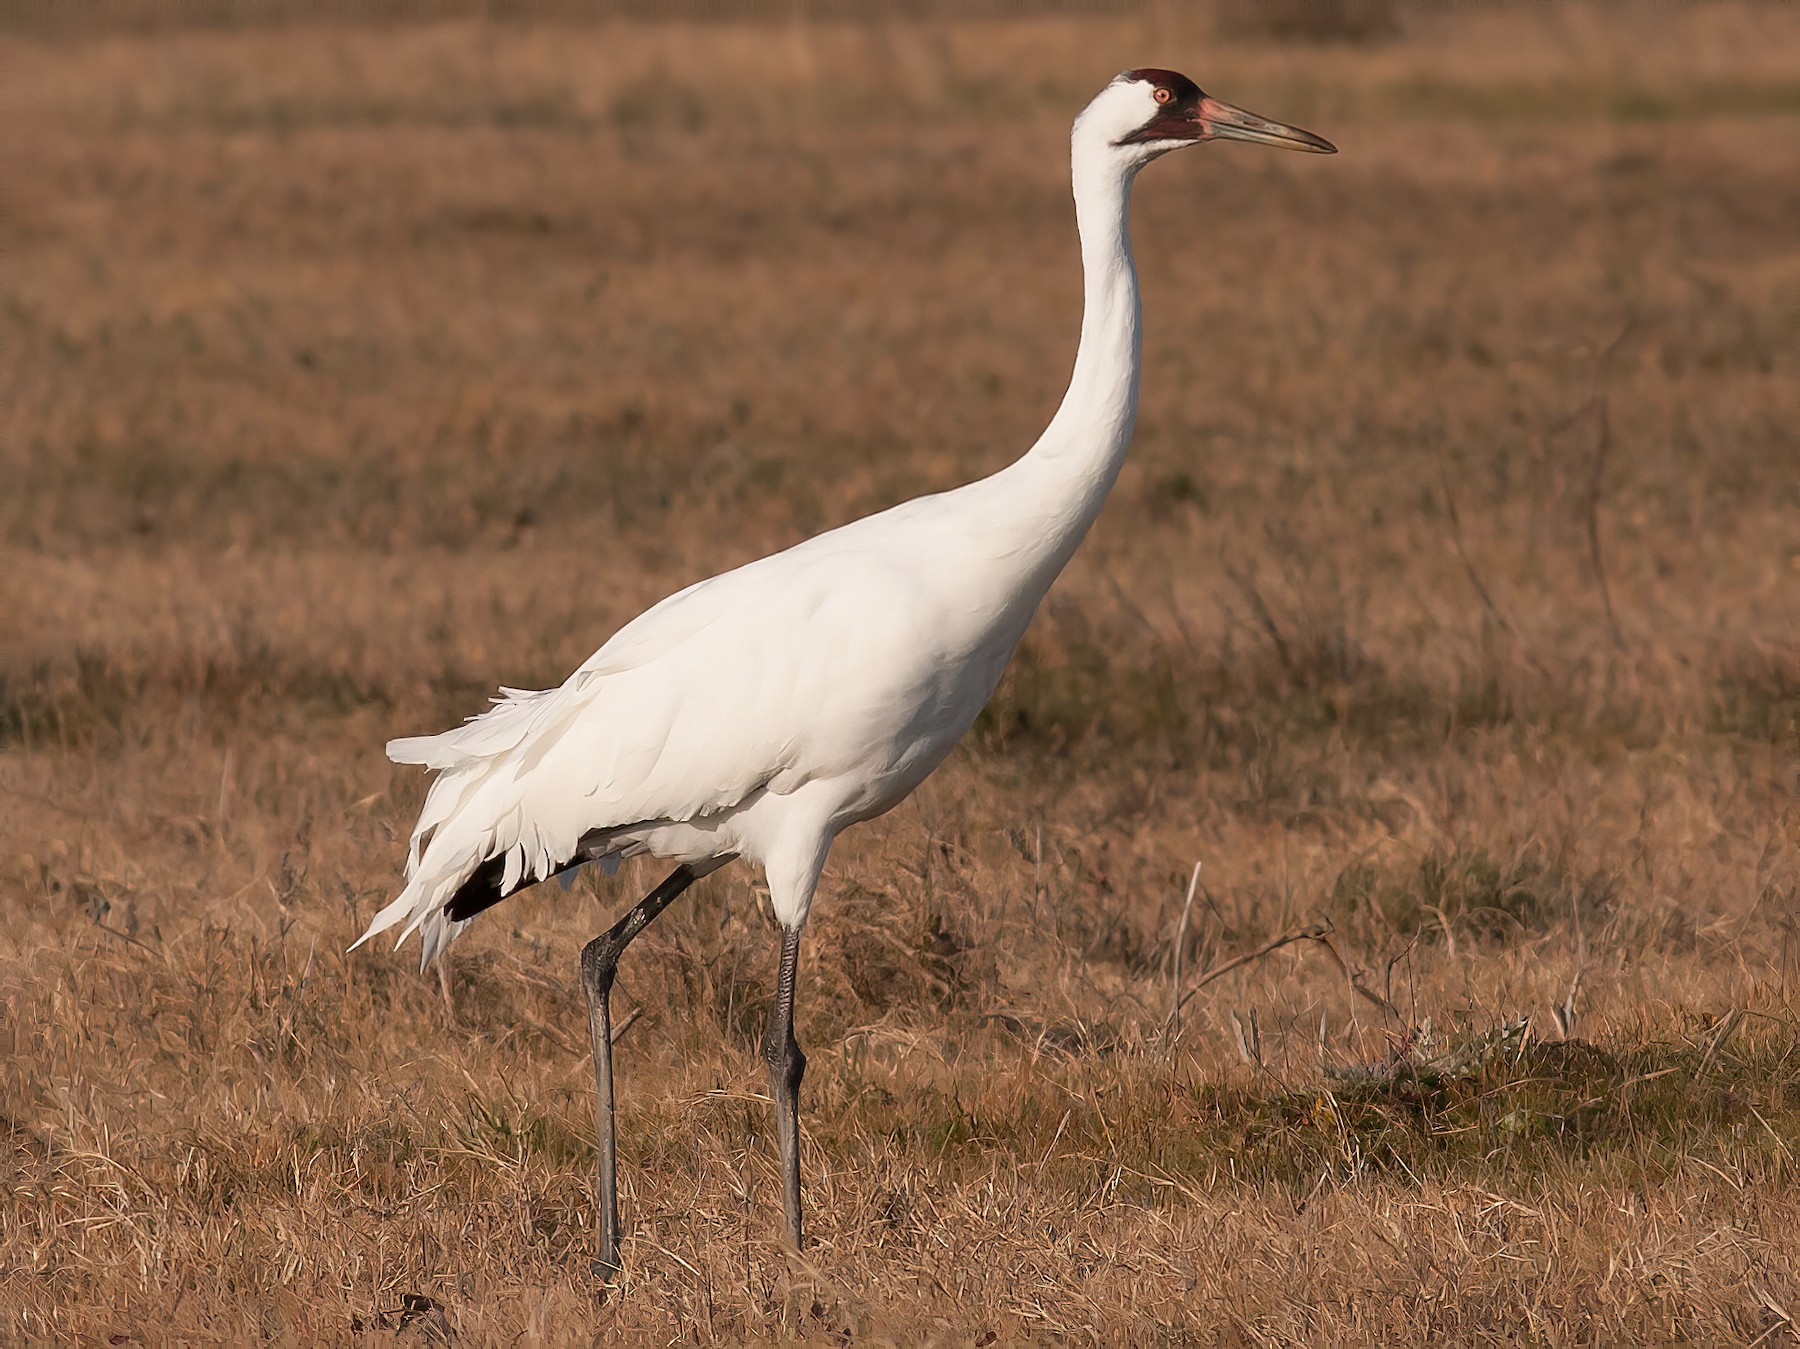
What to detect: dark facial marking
<box><xmin>1124</xmin><ymin>68</ymin><xmax>1201</xmax><ymax>102</ymax></box>
<box><xmin>1116</xmin><ymin>68</ymin><xmax>1206</xmax><ymax>146</ymax></box>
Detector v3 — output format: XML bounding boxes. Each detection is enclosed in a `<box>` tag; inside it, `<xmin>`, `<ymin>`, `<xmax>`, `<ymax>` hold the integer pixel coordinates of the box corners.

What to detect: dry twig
<box><xmin>1159</xmin><ymin>861</ymin><xmax>1203</xmax><ymax>1047</ymax></box>
<box><xmin>1167</xmin><ymin>915</ymin><xmax>1401</xmax><ymax>1028</ymax></box>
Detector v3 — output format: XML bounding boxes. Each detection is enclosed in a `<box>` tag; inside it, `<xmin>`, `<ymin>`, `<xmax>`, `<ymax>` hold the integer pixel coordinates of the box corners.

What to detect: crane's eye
<box><xmin>1153</xmin><ymin>87</ymin><xmax>1173</xmax><ymax>105</ymax></box>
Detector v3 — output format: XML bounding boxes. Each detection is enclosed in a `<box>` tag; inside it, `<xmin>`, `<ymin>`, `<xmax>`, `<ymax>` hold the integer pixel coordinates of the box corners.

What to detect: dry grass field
<box><xmin>3</xmin><ymin>2</ymin><xmax>1798</xmax><ymax>1342</ymax></box>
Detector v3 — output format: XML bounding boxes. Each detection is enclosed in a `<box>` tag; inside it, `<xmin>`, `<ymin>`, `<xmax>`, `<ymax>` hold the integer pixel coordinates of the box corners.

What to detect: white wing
<box><xmin>355</xmin><ymin>508</ymin><xmax>952</xmax><ymax>966</ymax></box>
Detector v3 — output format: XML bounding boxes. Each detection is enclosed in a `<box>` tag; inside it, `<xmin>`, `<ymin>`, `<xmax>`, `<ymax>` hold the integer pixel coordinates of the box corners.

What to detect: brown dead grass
<box><xmin>2</xmin><ymin>3</ymin><xmax>1797</xmax><ymax>1342</ymax></box>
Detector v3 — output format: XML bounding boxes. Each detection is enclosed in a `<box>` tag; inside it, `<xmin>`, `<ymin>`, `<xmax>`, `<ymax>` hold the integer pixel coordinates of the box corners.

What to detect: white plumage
<box><xmin>354</xmin><ymin>67</ymin><xmax>1332</xmax><ymax>1266</ymax></box>
<box><xmin>362</xmin><ymin>467</ymin><xmax>1079</xmax><ymax>963</ymax></box>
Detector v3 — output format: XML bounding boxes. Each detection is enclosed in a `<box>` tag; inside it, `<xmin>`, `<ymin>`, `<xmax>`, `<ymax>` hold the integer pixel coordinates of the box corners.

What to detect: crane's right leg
<box><xmin>580</xmin><ymin>863</ymin><xmax>699</xmax><ymax>1275</ymax></box>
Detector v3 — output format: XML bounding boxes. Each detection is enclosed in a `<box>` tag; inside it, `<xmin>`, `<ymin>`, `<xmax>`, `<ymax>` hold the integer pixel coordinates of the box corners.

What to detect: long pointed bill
<box><xmin>1199</xmin><ymin>96</ymin><xmax>1337</xmax><ymax>154</ymax></box>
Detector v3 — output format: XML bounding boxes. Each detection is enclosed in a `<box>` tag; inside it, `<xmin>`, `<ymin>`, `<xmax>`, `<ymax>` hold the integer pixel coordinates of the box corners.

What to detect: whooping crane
<box><xmin>355</xmin><ymin>68</ymin><xmax>1334</xmax><ymax>1272</ymax></box>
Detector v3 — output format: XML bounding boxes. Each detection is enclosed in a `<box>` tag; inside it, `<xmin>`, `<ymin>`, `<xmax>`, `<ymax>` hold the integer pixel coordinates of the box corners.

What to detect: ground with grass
<box><xmin>1</xmin><ymin>3</ymin><xmax>1797</xmax><ymax>1342</ymax></box>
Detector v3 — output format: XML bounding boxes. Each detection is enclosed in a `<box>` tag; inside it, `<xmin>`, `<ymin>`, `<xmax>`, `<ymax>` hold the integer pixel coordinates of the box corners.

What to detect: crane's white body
<box><xmin>356</xmin><ymin>81</ymin><xmax>1203</xmax><ymax>964</ymax></box>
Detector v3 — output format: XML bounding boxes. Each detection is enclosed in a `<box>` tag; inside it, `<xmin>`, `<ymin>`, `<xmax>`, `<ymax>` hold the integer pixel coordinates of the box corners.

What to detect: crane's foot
<box><xmin>589</xmin><ymin>1252</ymin><xmax>622</xmax><ymax>1280</ymax></box>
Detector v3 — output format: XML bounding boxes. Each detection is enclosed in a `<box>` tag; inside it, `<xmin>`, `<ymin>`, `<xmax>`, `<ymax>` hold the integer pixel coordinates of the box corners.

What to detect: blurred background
<box><xmin>2</xmin><ymin>1</ymin><xmax>1796</xmax><ymax>1341</ymax></box>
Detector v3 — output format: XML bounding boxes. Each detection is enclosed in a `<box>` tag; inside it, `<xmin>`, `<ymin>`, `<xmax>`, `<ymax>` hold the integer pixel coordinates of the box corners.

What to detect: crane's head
<box><xmin>1078</xmin><ymin>68</ymin><xmax>1336</xmax><ymax>168</ymax></box>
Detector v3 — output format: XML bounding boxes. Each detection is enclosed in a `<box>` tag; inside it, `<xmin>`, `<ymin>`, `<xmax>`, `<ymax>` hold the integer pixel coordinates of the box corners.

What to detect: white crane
<box><xmin>356</xmin><ymin>69</ymin><xmax>1333</xmax><ymax>1272</ymax></box>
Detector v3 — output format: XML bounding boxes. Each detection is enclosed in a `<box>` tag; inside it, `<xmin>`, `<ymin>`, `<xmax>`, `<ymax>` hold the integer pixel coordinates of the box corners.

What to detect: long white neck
<box><xmin>988</xmin><ymin>140</ymin><xmax>1143</xmax><ymax>588</ymax></box>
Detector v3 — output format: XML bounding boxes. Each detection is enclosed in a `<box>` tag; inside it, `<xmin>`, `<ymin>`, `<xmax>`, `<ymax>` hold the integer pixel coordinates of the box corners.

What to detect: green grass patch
<box><xmin>830</xmin><ymin>1019</ymin><xmax>1799</xmax><ymax>1200</ymax></box>
<box><xmin>1330</xmin><ymin>845</ymin><xmax>1617</xmax><ymax>944</ymax></box>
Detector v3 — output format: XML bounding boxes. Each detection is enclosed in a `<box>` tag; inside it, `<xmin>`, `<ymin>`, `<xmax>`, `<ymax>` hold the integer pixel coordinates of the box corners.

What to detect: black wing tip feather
<box><xmin>444</xmin><ymin>854</ymin><xmax>517</xmax><ymax>922</ymax></box>
<box><xmin>443</xmin><ymin>824</ymin><xmax>625</xmax><ymax>922</ymax></box>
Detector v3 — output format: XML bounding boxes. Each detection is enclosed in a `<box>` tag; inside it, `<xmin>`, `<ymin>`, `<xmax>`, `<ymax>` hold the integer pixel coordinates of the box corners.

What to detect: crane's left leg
<box><xmin>580</xmin><ymin>863</ymin><xmax>699</xmax><ymax>1274</ymax></box>
<box><xmin>762</xmin><ymin>923</ymin><xmax>807</xmax><ymax>1250</ymax></box>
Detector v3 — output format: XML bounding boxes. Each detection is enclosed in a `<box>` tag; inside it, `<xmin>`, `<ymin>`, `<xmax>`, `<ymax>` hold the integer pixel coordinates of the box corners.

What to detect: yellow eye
<box><xmin>1153</xmin><ymin>87</ymin><xmax>1173</xmax><ymax>105</ymax></box>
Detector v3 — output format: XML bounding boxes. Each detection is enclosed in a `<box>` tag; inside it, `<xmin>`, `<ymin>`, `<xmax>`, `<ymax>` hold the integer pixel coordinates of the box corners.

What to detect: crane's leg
<box><xmin>762</xmin><ymin>923</ymin><xmax>807</xmax><ymax>1250</ymax></box>
<box><xmin>580</xmin><ymin>863</ymin><xmax>698</xmax><ymax>1275</ymax></box>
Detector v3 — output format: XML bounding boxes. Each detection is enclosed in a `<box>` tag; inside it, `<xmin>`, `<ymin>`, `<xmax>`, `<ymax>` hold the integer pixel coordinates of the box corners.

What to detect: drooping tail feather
<box><xmin>354</xmin><ymin>683</ymin><xmax>606</xmax><ymax>967</ymax></box>
<box><xmin>385</xmin><ymin>685</ymin><xmax>563</xmax><ymax>772</ymax></box>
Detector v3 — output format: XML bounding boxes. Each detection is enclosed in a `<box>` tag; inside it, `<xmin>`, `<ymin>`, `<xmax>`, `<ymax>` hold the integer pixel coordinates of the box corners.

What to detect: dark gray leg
<box><xmin>580</xmin><ymin>864</ymin><xmax>698</xmax><ymax>1274</ymax></box>
<box><xmin>762</xmin><ymin>924</ymin><xmax>807</xmax><ymax>1250</ymax></box>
